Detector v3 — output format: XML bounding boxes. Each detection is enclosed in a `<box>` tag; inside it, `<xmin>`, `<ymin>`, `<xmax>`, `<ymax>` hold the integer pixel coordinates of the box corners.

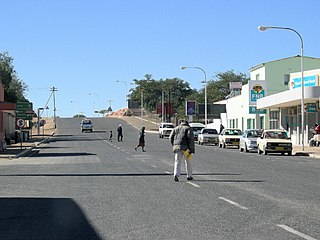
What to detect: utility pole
<box><xmin>50</xmin><ymin>87</ymin><xmax>58</xmax><ymax>128</ymax></box>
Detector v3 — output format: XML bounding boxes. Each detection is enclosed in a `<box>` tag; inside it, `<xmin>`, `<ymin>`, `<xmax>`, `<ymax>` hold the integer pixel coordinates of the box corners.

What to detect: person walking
<box><xmin>169</xmin><ymin>119</ymin><xmax>195</xmax><ymax>182</ymax></box>
<box><xmin>109</xmin><ymin>130</ymin><xmax>113</xmax><ymax>142</ymax></box>
<box><xmin>135</xmin><ymin>126</ymin><xmax>146</xmax><ymax>152</ymax></box>
<box><xmin>117</xmin><ymin>124</ymin><xmax>123</xmax><ymax>142</ymax></box>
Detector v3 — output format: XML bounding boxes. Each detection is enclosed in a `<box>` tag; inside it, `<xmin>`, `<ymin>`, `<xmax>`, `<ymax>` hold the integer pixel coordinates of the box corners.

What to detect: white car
<box><xmin>218</xmin><ymin>128</ymin><xmax>242</xmax><ymax>149</ymax></box>
<box><xmin>239</xmin><ymin>129</ymin><xmax>263</xmax><ymax>152</ymax></box>
<box><xmin>81</xmin><ymin>119</ymin><xmax>93</xmax><ymax>132</ymax></box>
<box><xmin>159</xmin><ymin>122</ymin><xmax>174</xmax><ymax>138</ymax></box>
<box><xmin>198</xmin><ymin>128</ymin><xmax>219</xmax><ymax>145</ymax></box>
<box><xmin>257</xmin><ymin>129</ymin><xmax>292</xmax><ymax>155</ymax></box>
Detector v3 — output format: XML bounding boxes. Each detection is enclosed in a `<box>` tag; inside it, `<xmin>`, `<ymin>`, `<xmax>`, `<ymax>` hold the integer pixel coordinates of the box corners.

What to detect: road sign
<box><xmin>16</xmin><ymin>102</ymin><xmax>33</xmax><ymax>120</ymax></box>
<box><xmin>16</xmin><ymin>118</ymin><xmax>25</xmax><ymax>128</ymax></box>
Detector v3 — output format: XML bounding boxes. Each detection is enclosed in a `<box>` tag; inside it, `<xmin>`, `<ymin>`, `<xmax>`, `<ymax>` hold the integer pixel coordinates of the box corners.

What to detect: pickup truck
<box><xmin>197</xmin><ymin>128</ymin><xmax>219</xmax><ymax>145</ymax></box>
<box><xmin>257</xmin><ymin>129</ymin><xmax>292</xmax><ymax>155</ymax></box>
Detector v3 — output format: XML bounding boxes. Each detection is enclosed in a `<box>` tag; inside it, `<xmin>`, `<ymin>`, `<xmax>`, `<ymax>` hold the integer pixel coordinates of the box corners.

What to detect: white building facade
<box><xmin>215</xmin><ymin>56</ymin><xmax>320</xmax><ymax>146</ymax></box>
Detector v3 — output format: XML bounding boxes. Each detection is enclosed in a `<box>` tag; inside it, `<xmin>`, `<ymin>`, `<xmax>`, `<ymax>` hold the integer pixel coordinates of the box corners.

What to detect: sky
<box><xmin>1</xmin><ymin>0</ymin><xmax>320</xmax><ymax>117</ymax></box>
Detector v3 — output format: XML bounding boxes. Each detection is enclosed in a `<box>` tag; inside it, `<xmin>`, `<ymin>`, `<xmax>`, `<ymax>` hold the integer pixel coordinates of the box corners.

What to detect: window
<box><xmin>256</xmin><ymin>74</ymin><xmax>260</xmax><ymax>80</ymax></box>
<box><xmin>270</xmin><ymin>110</ymin><xmax>279</xmax><ymax>129</ymax></box>
<box><xmin>284</xmin><ymin>74</ymin><xmax>290</xmax><ymax>86</ymax></box>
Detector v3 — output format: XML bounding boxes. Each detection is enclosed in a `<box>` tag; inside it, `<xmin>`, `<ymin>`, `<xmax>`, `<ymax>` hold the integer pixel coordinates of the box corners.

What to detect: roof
<box><xmin>249</xmin><ymin>55</ymin><xmax>320</xmax><ymax>72</ymax></box>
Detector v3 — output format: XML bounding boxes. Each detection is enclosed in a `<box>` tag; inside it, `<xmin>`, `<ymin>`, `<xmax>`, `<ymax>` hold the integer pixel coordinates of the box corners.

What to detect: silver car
<box><xmin>239</xmin><ymin>129</ymin><xmax>263</xmax><ymax>152</ymax></box>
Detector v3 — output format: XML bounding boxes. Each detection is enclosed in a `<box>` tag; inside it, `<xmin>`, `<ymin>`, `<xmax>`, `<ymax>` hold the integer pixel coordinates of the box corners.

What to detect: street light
<box><xmin>89</xmin><ymin>92</ymin><xmax>100</xmax><ymax>117</ymax></box>
<box><xmin>70</xmin><ymin>101</ymin><xmax>80</xmax><ymax>118</ymax></box>
<box><xmin>258</xmin><ymin>25</ymin><xmax>305</xmax><ymax>151</ymax></box>
<box><xmin>115</xmin><ymin>80</ymin><xmax>128</xmax><ymax>107</ymax></box>
<box><xmin>180</xmin><ymin>66</ymin><xmax>208</xmax><ymax>127</ymax></box>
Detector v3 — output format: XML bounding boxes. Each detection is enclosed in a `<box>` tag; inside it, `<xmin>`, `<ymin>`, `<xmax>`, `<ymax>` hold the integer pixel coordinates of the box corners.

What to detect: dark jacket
<box><xmin>169</xmin><ymin>122</ymin><xmax>195</xmax><ymax>153</ymax></box>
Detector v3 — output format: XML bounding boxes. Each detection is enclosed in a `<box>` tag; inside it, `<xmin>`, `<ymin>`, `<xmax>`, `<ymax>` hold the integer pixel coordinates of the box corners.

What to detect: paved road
<box><xmin>0</xmin><ymin>117</ymin><xmax>319</xmax><ymax>240</ymax></box>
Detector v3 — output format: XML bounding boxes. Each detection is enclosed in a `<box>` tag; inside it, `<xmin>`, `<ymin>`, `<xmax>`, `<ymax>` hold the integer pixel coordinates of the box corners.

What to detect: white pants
<box><xmin>174</xmin><ymin>150</ymin><xmax>193</xmax><ymax>178</ymax></box>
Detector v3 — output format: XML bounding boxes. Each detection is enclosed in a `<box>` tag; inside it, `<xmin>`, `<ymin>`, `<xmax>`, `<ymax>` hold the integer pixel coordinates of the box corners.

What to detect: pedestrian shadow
<box><xmin>0</xmin><ymin>197</ymin><xmax>102</xmax><ymax>240</ymax></box>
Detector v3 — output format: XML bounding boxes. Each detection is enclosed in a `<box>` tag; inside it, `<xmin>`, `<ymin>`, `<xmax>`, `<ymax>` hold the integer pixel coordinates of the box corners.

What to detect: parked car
<box><xmin>239</xmin><ymin>129</ymin><xmax>263</xmax><ymax>152</ymax></box>
<box><xmin>257</xmin><ymin>129</ymin><xmax>292</xmax><ymax>155</ymax></box>
<box><xmin>198</xmin><ymin>128</ymin><xmax>219</xmax><ymax>145</ymax></box>
<box><xmin>189</xmin><ymin>122</ymin><xmax>205</xmax><ymax>141</ymax></box>
<box><xmin>158</xmin><ymin>122</ymin><xmax>174</xmax><ymax>138</ymax></box>
<box><xmin>81</xmin><ymin>119</ymin><xmax>93</xmax><ymax>132</ymax></box>
<box><xmin>219</xmin><ymin>128</ymin><xmax>242</xmax><ymax>149</ymax></box>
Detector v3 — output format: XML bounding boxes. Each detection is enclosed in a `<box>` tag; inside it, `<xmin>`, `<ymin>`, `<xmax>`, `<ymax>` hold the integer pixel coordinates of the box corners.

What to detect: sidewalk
<box><xmin>0</xmin><ymin>118</ymin><xmax>57</xmax><ymax>160</ymax></box>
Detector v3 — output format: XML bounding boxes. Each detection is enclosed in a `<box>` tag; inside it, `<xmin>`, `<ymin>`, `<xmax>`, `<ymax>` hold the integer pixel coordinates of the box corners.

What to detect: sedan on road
<box><xmin>239</xmin><ymin>129</ymin><xmax>263</xmax><ymax>152</ymax></box>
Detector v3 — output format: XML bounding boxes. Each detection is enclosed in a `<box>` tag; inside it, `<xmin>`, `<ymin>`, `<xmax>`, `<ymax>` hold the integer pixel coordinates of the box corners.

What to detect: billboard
<box><xmin>186</xmin><ymin>101</ymin><xmax>196</xmax><ymax>116</ymax></box>
<box><xmin>249</xmin><ymin>80</ymin><xmax>267</xmax><ymax>105</ymax></box>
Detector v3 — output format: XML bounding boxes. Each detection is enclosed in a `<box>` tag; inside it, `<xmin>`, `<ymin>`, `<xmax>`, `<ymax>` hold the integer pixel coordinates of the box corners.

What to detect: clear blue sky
<box><xmin>1</xmin><ymin>0</ymin><xmax>320</xmax><ymax>117</ymax></box>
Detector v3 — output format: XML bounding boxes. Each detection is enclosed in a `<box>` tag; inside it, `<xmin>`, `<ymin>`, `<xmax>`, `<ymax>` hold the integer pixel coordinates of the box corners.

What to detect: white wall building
<box><xmin>213</xmin><ymin>56</ymin><xmax>320</xmax><ymax>146</ymax></box>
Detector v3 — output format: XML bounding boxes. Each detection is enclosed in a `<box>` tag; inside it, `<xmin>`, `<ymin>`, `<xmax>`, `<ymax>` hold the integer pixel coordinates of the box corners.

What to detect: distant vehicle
<box><xmin>189</xmin><ymin>122</ymin><xmax>205</xmax><ymax>141</ymax></box>
<box><xmin>257</xmin><ymin>129</ymin><xmax>292</xmax><ymax>155</ymax></box>
<box><xmin>81</xmin><ymin>119</ymin><xmax>93</xmax><ymax>132</ymax></box>
<box><xmin>239</xmin><ymin>129</ymin><xmax>263</xmax><ymax>152</ymax></box>
<box><xmin>197</xmin><ymin>128</ymin><xmax>219</xmax><ymax>145</ymax></box>
<box><xmin>219</xmin><ymin>128</ymin><xmax>242</xmax><ymax>149</ymax></box>
<box><xmin>159</xmin><ymin>122</ymin><xmax>174</xmax><ymax>138</ymax></box>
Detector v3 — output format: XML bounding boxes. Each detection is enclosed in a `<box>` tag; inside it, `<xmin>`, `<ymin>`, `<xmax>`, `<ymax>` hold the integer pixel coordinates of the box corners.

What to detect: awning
<box><xmin>257</xmin><ymin>86</ymin><xmax>320</xmax><ymax>109</ymax></box>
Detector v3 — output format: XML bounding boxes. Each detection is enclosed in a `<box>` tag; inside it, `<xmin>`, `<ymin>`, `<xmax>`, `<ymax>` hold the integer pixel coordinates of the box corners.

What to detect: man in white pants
<box><xmin>169</xmin><ymin>119</ymin><xmax>195</xmax><ymax>182</ymax></box>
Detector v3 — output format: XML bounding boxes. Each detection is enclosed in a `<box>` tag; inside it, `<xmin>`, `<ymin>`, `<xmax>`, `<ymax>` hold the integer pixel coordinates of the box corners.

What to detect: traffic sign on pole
<box><xmin>16</xmin><ymin>118</ymin><xmax>25</xmax><ymax>128</ymax></box>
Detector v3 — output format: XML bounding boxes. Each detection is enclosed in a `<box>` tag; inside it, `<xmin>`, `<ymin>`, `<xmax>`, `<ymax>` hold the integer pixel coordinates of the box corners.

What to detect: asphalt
<box><xmin>1</xmin><ymin>115</ymin><xmax>320</xmax><ymax>159</ymax></box>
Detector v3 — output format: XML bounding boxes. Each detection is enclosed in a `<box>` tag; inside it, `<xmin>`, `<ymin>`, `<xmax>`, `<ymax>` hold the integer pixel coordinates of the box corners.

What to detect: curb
<box><xmin>12</xmin><ymin>134</ymin><xmax>55</xmax><ymax>158</ymax></box>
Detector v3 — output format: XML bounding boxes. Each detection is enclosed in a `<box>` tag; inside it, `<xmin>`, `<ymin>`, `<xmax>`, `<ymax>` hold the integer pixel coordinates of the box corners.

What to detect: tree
<box><xmin>0</xmin><ymin>52</ymin><xmax>28</xmax><ymax>102</ymax></box>
<box><xmin>130</xmin><ymin>75</ymin><xmax>196</xmax><ymax>118</ymax></box>
<box><xmin>205</xmin><ymin>69</ymin><xmax>249</xmax><ymax>103</ymax></box>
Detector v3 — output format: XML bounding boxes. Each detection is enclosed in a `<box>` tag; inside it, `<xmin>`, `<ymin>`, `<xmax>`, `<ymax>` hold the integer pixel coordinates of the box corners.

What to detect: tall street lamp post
<box><xmin>180</xmin><ymin>66</ymin><xmax>208</xmax><ymax>127</ymax></box>
<box><xmin>89</xmin><ymin>92</ymin><xmax>100</xmax><ymax>117</ymax></box>
<box><xmin>70</xmin><ymin>101</ymin><xmax>80</xmax><ymax>118</ymax></box>
<box><xmin>258</xmin><ymin>25</ymin><xmax>304</xmax><ymax>151</ymax></box>
<box><xmin>116</xmin><ymin>80</ymin><xmax>128</xmax><ymax>108</ymax></box>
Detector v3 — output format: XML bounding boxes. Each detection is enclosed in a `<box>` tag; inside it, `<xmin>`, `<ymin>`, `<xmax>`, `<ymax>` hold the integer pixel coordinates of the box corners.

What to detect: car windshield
<box><xmin>163</xmin><ymin>124</ymin><xmax>174</xmax><ymax>128</ymax></box>
<box><xmin>225</xmin><ymin>129</ymin><xmax>242</xmax><ymax>135</ymax></box>
<box><xmin>203</xmin><ymin>129</ymin><xmax>218</xmax><ymax>134</ymax></box>
<box><xmin>82</xmin><ymin>120</ymin><xmax>92</xmax><ymax>124</ymax></box>
<box><xmin>265</xmin><ymin>131</ymin><xmax>288</xmax><ymax>139</ymax></box>
<box><xmin>247</xmin><ymin>130</ymin><xmax>262</xmax><ymax>138</ymax></box>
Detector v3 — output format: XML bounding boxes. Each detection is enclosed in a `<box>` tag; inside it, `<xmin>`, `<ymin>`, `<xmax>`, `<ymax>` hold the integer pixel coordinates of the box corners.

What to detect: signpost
<box><xmin>16</xmin><ymin>118</ymin><xmax>25</xmax><ymax>149</ymax></box>
<box><xmin>16</xmin><ymin>102</ymin><xmax>33</xmax><ymax>120</ymax></box>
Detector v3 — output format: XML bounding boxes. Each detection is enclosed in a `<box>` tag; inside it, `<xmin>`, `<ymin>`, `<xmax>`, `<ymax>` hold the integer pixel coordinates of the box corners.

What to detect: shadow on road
<box><xmin>0</xmin><ymin>197</ymin><xmax>102</xmax><ymax>240</ymax></box>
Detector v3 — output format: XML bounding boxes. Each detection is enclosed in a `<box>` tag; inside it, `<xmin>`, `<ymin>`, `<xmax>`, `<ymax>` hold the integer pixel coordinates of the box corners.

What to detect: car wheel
<box><xmin>264</xmin><ymin>147</ymin><xmax>268</xmax><ymax>155</ymax></box>
<box><xmin>239</xmin><ymin>145</ymin><xmax>243</xmax><ymax>152</ymax></box>
<box><xmin>245</xmin><ymin>143</ymin><xmax>249</xmax><ymax>153</ymax></box>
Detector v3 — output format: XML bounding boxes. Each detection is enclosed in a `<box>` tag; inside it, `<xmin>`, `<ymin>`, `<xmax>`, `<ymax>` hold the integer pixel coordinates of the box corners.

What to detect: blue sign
<box><xmin>293</xmin><ymin>75</ymin><xmax>316</xmax><ymax>89</ymax></box>
<box><xmin>186</xmin><ymin>101</ymin><xmax>196</xmax><ymax>116</ymax></box>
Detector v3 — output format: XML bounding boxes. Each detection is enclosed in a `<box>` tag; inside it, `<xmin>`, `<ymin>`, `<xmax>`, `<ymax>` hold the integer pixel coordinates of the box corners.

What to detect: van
<box><xmin>189</xmin><ymin>122</ymin><xmax>205</xmax><ymax>140</ymax></box>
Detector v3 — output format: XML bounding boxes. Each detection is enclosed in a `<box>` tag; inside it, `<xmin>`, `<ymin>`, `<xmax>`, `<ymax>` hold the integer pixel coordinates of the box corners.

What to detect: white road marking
<box><xmin>277</xmin><ymin>224</ymin><xmax>318</xmax><ymax>240</ymax></box>
<box><xmin>218</xmin><ymin>197</ymin><xmax>248</xmax><ymax>210</ymax></box>
<box><xmin>151</xmin><ymin>165</ymin><xmax>157</xmax><ymax>168</ymax></box>
<box><xmin>187</xmin><ymin>182</ymin><xmax>200</xmax><ymax>188</ymax></box>
<box><xmin>164</xmin><ymin>171</ymin><xmax>171</xmax><ymax>174</ymax></box>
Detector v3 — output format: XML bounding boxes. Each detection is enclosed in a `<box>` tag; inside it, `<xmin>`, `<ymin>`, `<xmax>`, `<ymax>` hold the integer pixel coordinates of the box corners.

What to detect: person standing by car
<box><xmin>169</xmin><ymin>119</ymin><xmax>195</xmax><ymax>182</ymax></box>
<box><xmin>117</xmin><ymin>124</ymin><xmax>123</xmax><ymax>142</ymax></box>
<box><xmin>135</xmin><ymin>126</ymin><xmax>146</xmax><ymax>152</ymax></box>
